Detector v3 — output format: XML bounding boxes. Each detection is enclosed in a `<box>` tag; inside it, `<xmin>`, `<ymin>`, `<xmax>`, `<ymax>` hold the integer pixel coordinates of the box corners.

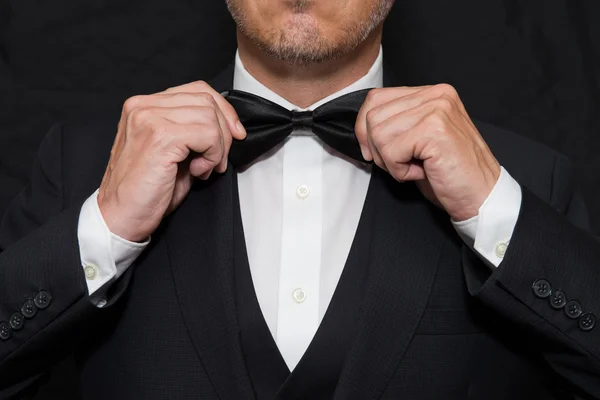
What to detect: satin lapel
<box><xmin>165</xmin><ymin>169</ymin><xmax>254</xmax><ymax>400</ymax></box>
<box><xmin>164</xmin><ymin>65</ymin><xmax>254</xmax><ymax>400</ymax></box>
<box><xmin>332</xmin><ymin>168</ymin><xmax>448</xmax><ymax>400</ymax></box>
<box><xmin>333</xmin><ymin>67</ymin><xmax>447</xmax><ymax>400</ymax></box>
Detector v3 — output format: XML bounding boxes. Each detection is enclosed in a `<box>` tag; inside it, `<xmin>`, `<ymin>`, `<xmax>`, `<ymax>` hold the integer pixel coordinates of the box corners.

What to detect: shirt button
<box><xmin>292</xmin><ymin>288</ymin><xmax>307</xmax><ymax>303</ymax></box>
<box><xmin>84</xmin><ymin>264</ymin><xmax>98</xmax><ymax>280</ymax></box>
<box><xmin>494</xmin><ymin>242</ymin><xmax>508</xmax><ymax>258</ymax></box>
<box><xmin>296</xmin><ymin>185</ymin><xmax>310</xmax><ymax>200</ymax></box>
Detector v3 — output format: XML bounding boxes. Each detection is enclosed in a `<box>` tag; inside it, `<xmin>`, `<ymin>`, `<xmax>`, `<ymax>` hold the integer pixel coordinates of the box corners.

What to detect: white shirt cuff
<box><xmin>452</xmin><ymin>167</ymin><xmax>522</xmax><ymax>268</ymax></box>
<box><xmin>77</xmin><ymin>189</ymin><xmax>149</xmax><ymax>307</ymax></box>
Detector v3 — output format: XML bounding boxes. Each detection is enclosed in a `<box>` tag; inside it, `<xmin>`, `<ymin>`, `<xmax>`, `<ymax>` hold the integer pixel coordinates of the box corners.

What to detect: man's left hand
<box><xmin>355</xmin><ymin>84</ymin><xmax>501</xmax><ymax>222</ymax></box>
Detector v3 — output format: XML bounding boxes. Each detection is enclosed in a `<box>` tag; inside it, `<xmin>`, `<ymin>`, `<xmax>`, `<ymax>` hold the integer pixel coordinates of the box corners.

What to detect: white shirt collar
<box><xmin>233</xmin><ymin>46</ymin><xmax>384</xmax><ymax>112</ymax></box>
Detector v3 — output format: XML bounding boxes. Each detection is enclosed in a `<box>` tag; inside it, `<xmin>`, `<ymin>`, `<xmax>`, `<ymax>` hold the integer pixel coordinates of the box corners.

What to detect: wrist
<box><xmin>97</xmin><ymin>195</ymin><xmax>148</xmax><ymax>243</ymax></box>
<box><xmin>451</xmin><ymin>163</ymin><xmax>501</xmax><ymax>222</ymax></box>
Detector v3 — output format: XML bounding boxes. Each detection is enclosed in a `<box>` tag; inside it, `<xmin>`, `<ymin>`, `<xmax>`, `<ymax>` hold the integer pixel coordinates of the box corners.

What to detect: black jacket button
<box><xmin>34</xmin><ymin>290</ymin><xmax>52</xmax><ymax>310</ymax></box>
<box><xmin>579</xmin><ymin>313</ymin><xmax>596</xmax><ymax>332</ymax></box>
<box><xmin>9</xmin><ymin>312</ymin><xmax>24</xmax><ymax>331</ymax></box>
<box><xmin>565</xmin><ymin>300</ymin><xmax>583</xmax><ymax>319</ymax></box>
<box><xmin>532</xmin><ymin>279</ymin><xmax>552</xmax><ymax>298</ymax></box>
<box><xmin>0</xmin><ymin>322</ymin><xmax>11</xmax><ymax>340</ymax></box>
<box><xmin>549</xmin><ymin>290</ymin><xmax>567</xmax><ymax>309</ymax></box>
<box><xmin>21</xmin><ymin>299</ymin><xmax>38</xmax><ymax>319</ymax></box>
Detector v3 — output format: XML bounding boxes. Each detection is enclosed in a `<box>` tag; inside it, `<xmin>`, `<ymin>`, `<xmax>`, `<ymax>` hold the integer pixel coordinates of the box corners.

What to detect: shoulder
<box><xmin>474</xmin><ymin>120</ymin><xmax>570</xmax><ymax>203</ymax></box>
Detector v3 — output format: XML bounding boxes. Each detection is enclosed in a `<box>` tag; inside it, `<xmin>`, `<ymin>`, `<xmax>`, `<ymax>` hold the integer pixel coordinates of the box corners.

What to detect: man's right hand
<box><xmin>97</xmin><ymin>81</ymin><xmax>246</xmax><ymax>242</ymax></box>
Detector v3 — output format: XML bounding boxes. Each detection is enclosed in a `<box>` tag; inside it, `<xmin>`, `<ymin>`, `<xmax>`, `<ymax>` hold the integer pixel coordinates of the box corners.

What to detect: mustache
<box><xmin>284</xmin><ymin>0</ymin><xmax>313</xmax><ymax>12</ymax></box>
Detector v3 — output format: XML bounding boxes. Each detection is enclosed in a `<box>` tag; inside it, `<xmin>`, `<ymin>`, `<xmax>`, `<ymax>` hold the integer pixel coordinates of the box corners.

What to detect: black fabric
<box><xmin>226</xmin><ymin>89</ymin><xmax>371</xmax><ymax>167</ymax></box>
<box><xmin>1</xmin><ymin>2</ymin><xmax>600</xmax><ymax>398</ymax></box>
<box><xmin>0</xmin><ymin>67</ymin><xmax>599</xmax><ymax>399</ymax></box>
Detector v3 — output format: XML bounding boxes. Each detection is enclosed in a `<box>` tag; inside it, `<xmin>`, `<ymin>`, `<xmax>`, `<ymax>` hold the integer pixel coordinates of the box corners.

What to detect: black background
<box><xmin>0</xmin><ymin>0</ymin><xmax>598</xmax><ymax>398</ymax></box>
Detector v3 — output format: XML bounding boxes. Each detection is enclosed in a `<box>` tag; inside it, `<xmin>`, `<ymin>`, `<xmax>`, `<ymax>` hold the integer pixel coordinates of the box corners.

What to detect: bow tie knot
<box><xmin>291</xmin><ymin>110</ymin><xmax>314</xmax><ymax>131</ymax></box>
<box><xmin>224</xmin><ymin>89</ymin><xmax>373</xmax><ymax>168</ymax></box>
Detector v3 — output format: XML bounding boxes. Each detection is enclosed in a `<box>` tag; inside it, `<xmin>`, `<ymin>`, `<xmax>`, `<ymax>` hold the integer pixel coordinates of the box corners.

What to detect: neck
<box><xmin>237</xmin><ymin>28</ymin><xmax>382</xmax><ymax>108</ymax></box>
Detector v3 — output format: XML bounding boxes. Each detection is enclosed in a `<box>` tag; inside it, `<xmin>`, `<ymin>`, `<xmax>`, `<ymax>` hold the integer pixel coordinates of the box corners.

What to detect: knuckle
<box><xmin>435</xmin><ymin>83</ymin><xmax>458</xmax><ymax>98</ymax></box>
<box><xmin>194</xmin><ymin>80</ymin><xmax>209</xmax><ymax>88</ymax></box>
<box><xmin>426</xmin><ymin>110</ymin><xmax>447</xmax><ymax>128</ymax></box>
<box><xmin>192</xmin><ymin>80</ymin><xmax>213</xmax><ymax>93</ymax></box>
<box><xmin>369</xmin><ymin>124</ymin><xmax>387</xmax><ymax>146</ymax></box>
<box><xmin>196</xmin><ymin>92</ymin><xmax>217</xmax><ymax>107</ymax></box>
<box><xmin>201</xmin><ymin>106</ymin><xmax>220</xmax><ymax>126</ymax></box>
<box><xmin>434</xmin><ymin>96</ymin><xmax>454</xmax><ymax>112</ymax></box>
<box><xmin>366</xmin><ymin>108</ymin><xmax>381</xmax><ymax>125</ymax></box>
<box><xmin>378</xmin><ymin>144</ymin><xmax>393</xmax><ymax>161</ymax></box>
<box><xmin>128</xmin><ymin>107</ymin><xmax>154</xmax><ymax>128</ymax></box>
<box><xmin>365</xmin><ymin>88</ymin><xmax>384</xmax><ymax>104</ymax></box>
<box><xmin>123</xmin><ymin>95</ymin><xmax>145</xmax><ymax>114</ymax></box>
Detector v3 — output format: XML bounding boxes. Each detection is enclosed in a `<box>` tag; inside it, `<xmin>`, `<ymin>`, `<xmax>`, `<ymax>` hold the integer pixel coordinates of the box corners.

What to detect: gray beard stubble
<box><xmin>226</xmin><ymin>0</ymin><xmax>394</xmax><ymax>67</ymax></box>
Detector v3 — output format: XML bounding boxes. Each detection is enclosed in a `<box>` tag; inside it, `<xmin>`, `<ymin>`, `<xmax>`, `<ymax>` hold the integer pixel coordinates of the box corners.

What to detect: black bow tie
<box><xmin>223</xmin><ymin>89</ymin><xmax>373</xmax><ymax>168</ymax></box>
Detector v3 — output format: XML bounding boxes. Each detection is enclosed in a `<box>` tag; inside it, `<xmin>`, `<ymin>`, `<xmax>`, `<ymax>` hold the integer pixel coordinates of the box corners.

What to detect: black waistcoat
<box><xmin>233</xmin><ymin>174</ymin><xmax>377</xmax><ymax>399</ymax></box>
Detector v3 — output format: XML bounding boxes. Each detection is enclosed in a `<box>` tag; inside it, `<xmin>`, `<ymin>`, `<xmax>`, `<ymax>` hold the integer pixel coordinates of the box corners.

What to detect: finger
<box><xmin>367</xmin><ymin>95</ymin><xmax>466</xmax><ymax>148</ymax></box>
<box><xmin>128</xmin><ymin>106</ymin><xmax>228</xmax><ymax>177</ymax></box>
<box><xmin>213</xmin><ymin>105</ymin><xmax>232</xmax><ymax>173</ymax></box>
<box><xmin>126</xmin><ymin>106</ymin><xmax>222</xmax><ymax>135</ymax></box>
<box><xmin>164</xmin><ymin>81</ymin><xmax>246</xmax><ymax>140</ymax></box>
<box><xmin>363</xmin><ymin>85</ymin><xmax>462</xmax><ymax>131</ymax></box>
<box><xmin>123</xmin><ymin>92</ymin><xmax>220</xmax><ymax>120</ymax></box>
<box><xmin>378</xmin><ymin>113</ymin><xmax>455</xmax><ymax>181</ymax></box>
<box><xmin>167</xmin><ymin>122</ymin><xmax>225</xmax><ymax>178</ymax></box>
<box><xmin>356</xmin><ymin>86</ymin><xmax>430</xmax><ymax>160</ymax></box>
<box><xmin>365</xmin><ymin>123</ymin><xmax>388</xmax><ymax>173</ymax></box>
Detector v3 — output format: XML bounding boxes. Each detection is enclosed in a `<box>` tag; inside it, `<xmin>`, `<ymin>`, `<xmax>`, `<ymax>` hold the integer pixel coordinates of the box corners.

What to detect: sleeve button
<box><xmin>9</xmin><ymin>312</ymin><xmax>24</xmax><ymax>331</ymax></box>
<box><xmin>579</xmin><ymin>313</ymin><xmax>596</xmax><ymax>332</ymax></box>
<box><xmin>532</xmin><ymin>279</ymin><xmax>552</xmax><ymax>298</ymax></box>
<box><xmin>34</xmin><ymin>290</ymin><xmax>52</xmax><ymax>310</ymax></box>
<box><xmin>21</xmin><ymin>299</ymin><xmax>38</xmax><ymax>319</ymax></box>
<box><xmin>0</xmin><ymin>322</ymin><xmax>11</xmax><ymax>341</ymax></box>
<box><xmin>565</xmin><ymin>300</ymin><xmax>583</xmax><ymax>319</ymax></box>
<box><xmin>549</xmin><ymin>290</ymin><xmax>567</xmax><ymax>309</ymax></box>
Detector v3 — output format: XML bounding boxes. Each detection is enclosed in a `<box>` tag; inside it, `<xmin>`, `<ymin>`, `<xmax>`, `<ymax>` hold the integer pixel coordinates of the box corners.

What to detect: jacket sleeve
<box><xmin>463</xmin><ymin>154</ymin><xmax>600</xmax><ymax>399</ymax></box>
<box><xmin>0</xmin><ymin>125</ymin><xmax>107</xmax><ymax>398</ymax></box>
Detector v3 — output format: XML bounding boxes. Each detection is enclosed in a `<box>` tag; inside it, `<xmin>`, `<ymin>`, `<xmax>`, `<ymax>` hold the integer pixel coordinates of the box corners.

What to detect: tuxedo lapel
<box><xmin>163</xmin><ymin>66</ymin><xmax>255</xmax><ymax>400</ymax></box>
<box><xmin>333</xmin><ymin>67</ymin><xmax>448</xmax><ymax>400</ymax></box>
<box><xmin>165</xmin><ymin>169</ymin><xmax>254</xmax><ymax>400</ymax></box>
<box><xmin>332</xmin><ymin>168</ymin><xmax>448</xmax><ymax>400</ymax></box>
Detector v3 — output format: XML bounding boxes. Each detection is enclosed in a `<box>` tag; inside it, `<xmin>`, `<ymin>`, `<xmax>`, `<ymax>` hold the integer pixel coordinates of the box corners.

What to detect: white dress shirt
<box><xmin>77</xmin><ymin>46</ymin><xmax>522</xmax><ymax>371</ymax></box>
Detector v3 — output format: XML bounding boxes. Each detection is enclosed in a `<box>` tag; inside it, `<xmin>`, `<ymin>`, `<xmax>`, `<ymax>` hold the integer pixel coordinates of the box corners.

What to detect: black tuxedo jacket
<box><xmin>0</xmin><ymin>67</ymin><xmax>599</xmax><ymax>400</ymax></box>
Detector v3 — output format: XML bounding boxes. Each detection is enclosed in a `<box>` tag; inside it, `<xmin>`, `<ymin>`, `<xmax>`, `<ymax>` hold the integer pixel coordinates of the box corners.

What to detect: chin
<box><xmin>281</xmin><ymin>13</ymin><xmax>321</xmax><ymax>41</ymax></box>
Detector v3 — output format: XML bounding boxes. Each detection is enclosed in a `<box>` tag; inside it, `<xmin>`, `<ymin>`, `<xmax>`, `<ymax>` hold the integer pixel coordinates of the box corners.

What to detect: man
<box><xmin>0</xmin><ymin>0</ymin><xmax>599</xmax><ymax>398</ymax></box>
